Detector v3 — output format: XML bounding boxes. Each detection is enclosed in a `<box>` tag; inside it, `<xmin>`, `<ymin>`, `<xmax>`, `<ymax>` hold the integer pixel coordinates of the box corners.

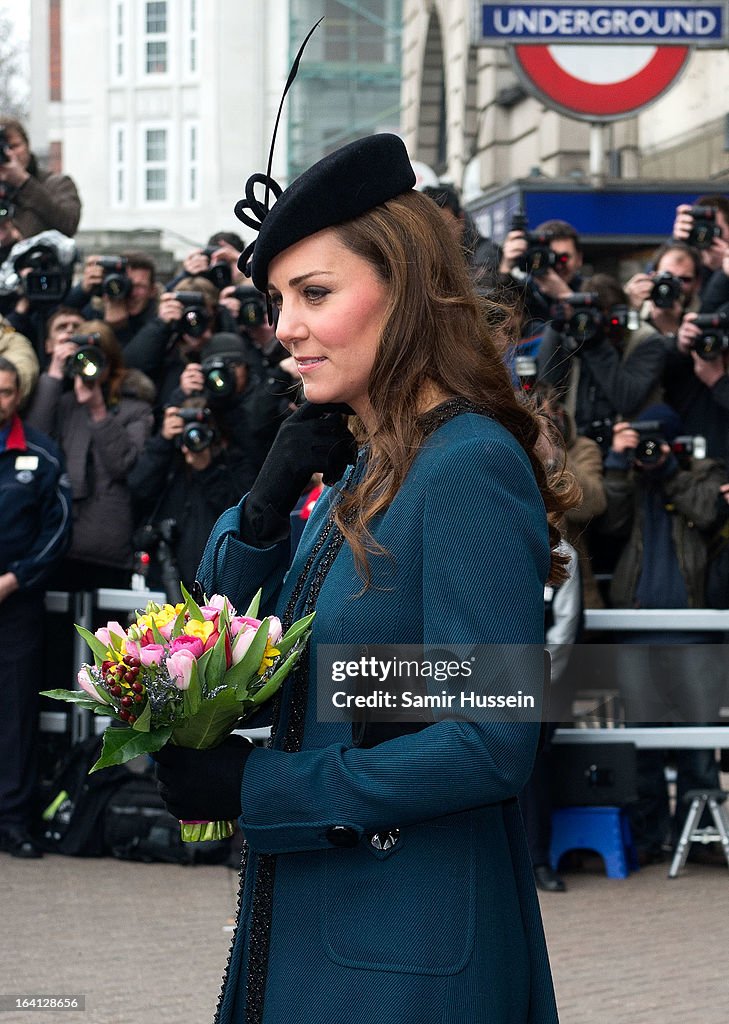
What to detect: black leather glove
<box><xmin>241</xmin><ymin>401</ymin><xmax>357</xmax><ymax>547</ymax></box>
<box><xmin>153</xmin><ymin>734</ymin><xmax>254</xmax><ymax>821</ymax></box>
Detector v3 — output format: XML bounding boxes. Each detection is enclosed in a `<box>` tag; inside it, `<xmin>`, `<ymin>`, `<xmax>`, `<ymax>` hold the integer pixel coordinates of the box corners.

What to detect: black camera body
<box><xmin>672</xmin><ymin>434</ymin><xmax>707</xmax><ymax>463</ymax></box>
<box><xmin>95</xmin><ymin>256</ymin><xmax>130</xmax><ymax>300</ymax></box>
<box><xmin>233</xmin><ymin>286</ymin><xmax>268</xmax><ymax>328</ymax></box>
<box><xmin>511</xmin><ymin>212</ymin><xmax>565</xmax><ymax>277</ymax></box>
<box><xmin>199</xmin><ymin>247</ymin><xmax>232</xmax><ymax>290</ymax></box>
<box><xmin>200</xmin><ymin>356</ymin><xmax>239</xmax><ymax>400</ymax></box>
<box><xmin>16</xmin><ymin>244</ymin><xmax>70</xmax><ymax>303</ymax></box>
<box><xmin>651</xmin><ymin>271</ymin><xmax>683</xmax><ymax>309</ymax></box>
<box><xmin>691</xmin><ymin>311</ymin><xmax>729</xmax><ymax>361</ymax></box>
<box><xmin>172</xmin><ymin>290</ymin><xmax>210</xmax><ymax>338</ymax></box>
<box><xmin>0</xmin><ymin>182</ymin><xmax>16</xmax><ymax>221</ymax></box>
<box><xmin>132</xmin><ymin>518</ymin><xmax>182</xmax><ymax>603</ymax></box>
<box><xmin>176</xmin><ymin>406</ymin><xmax>215</xmax><ymax>451</ymax></box>
<box><xmin>0</xmin><ymin>127</ymin><xmax>8</xmax><ymax>165</ymax></box>
<box><xmin>550</xmin><ymin>292</ymin><xmax>603</xmax><ymax>347</ymax></box>
<box><xmin>687</xmin><ymin>205</ymin><xmax>722</xmax><ymax>250</ymax></box>
<box><xmin>64</xmin><ymin>333</ymin><xmax>107</xmax><ymax>382</ymax></box>
<box><xmin>624</xmin><ymin>420</ymin><xmax>665</xmax><ymax>466</ymax></box>
<box><xmin>583</xmin><ymin>417</ymin><xmax>614</xmax><ymax>454</ymax></box>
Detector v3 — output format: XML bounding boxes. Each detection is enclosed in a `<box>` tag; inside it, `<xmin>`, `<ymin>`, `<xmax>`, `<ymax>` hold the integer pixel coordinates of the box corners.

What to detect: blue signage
<box><xmin>477</xmin><ymin>3</ymin><xmax>727</xmax><ymax>45</ymax></box>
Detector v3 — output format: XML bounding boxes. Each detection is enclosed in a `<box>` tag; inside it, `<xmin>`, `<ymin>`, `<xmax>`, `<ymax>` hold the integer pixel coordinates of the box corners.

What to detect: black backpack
<box><xmin>103</xmin><ymin>772</ymin><xmax>231</xmax><ymax>865</ymax></box>
<box><xmin>37</xmin><ymin>736</ymin><xmax>129</xmax><ymax>856</ymax></box>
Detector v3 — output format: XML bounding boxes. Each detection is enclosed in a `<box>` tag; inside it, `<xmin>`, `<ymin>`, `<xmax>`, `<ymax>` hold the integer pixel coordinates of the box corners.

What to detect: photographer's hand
<box><xmin>219</xmin><ymin>285</ymin><xmax>241</xmax><ymax>321</ymax></box>
<box><xmin>182</xmin><ymin>249</ymin><xmax>210</xmax><ymax>277</ymax></box>
<box><xmin>677</xmin><ymin>312</ymin><xmax>700</xmax><ymax>355</ymax></box>
<box><xmin>624</xmin><ymin>272</ymin><xmax>653</xmax><ymax>311</ymax></box>
<box><xmin>536</xmin><ymin>267</ymin><xmax>572</xmax><ymax>300</ymax></box>
<box><xmin>242</xmin><ymin>401</ymin><xmax>357</xmax><ymax>546</ymax></box>
<box><xmin>161</xmin><ymin>406</ymin><xmax>185</xmax><ymax>442</ymax></box>
<box><xmin>81</xmin><ymin>256</ymin><xmax>104</xmax><ymax>296</ymax></box>
<box><xmin>672</xmin><ymin>204</ymin><xmax>694</xmax><ymax>242</ymax></box>
<box><xmin>0</xmin><ymin>149</ymin><xmax>29</xmax><ymax>189</ymax></box>
<box><xmin>47</xmin><ymin>340</ymin><xmax>79</xmax><ymax>380</ymax></box>
<box><xmin>611</xmin><ymin>421</ymin><xmax>640</xmax><ymax>455</ymax></box>
<box><xmin>158</xmin><ymin>292</ymin><xmax>184</xmax><ymax>324</ymax></box>
<box><xmin>179</xmin><ymin>363</ymin><xmax>205</xmax><ymax>395</ymax></box>
<box><xmin>498</xmin><ymin>230</ymin><xmax>527</xmax><ymax>274</ymax></box>
<box><xmin>691</xmin><ymin>349</ymin><xmax>726</xmax><ymax>389</ymax></box>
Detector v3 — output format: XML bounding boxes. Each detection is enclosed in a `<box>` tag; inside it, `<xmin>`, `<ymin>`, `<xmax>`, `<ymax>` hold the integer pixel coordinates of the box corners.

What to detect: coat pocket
<box><xmin>321</xmin><ymin>816</ymin><xmax>476</xmax><ymax>975</ymax></box>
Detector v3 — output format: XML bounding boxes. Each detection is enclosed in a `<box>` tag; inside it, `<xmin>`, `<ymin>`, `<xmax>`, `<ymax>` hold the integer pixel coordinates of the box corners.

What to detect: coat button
<box><xmin>326</xmin><ymin>825</ymin><xmax>359</xmax><ymax>848</ymax></box>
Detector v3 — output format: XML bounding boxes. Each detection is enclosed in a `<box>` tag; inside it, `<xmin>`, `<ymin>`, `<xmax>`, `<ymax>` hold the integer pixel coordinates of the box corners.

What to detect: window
<box><xmin>143</xmin><ymin>0</ymin><xmax>168</xmax><ymax>74</ymax></box>
<box><xmin>183</xmin><ymin>122</ymin><xmax>200</xmax><ymax>205</ymax></box>
<box><xmin>186</xmin><ymin>0</ymin><xmax>199</xmax><ymax>74</ymax></box>
<box><xmin>110</xmin><ymin>0</ymin><xmax>128</xmax><ymax>82</ymax></box>
<box><xmin>110</xmin><ymin>124</ymin><xmax>127</xmax><ymax>207</ymax></box>
<box><xmin>142</xmin><ymin>126</ymin><xmax>168</xmax><ymax>203</ymax></box>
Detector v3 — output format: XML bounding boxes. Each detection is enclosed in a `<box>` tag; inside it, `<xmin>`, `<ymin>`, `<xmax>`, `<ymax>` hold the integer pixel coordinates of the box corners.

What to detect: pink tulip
<box><xmin>207</xmin><ymin>594</ymin><xmax>235</xmax><ymax>615</ymax></box>
<box><xmin>230</xmin><ymin>615</ymin><xmax>262</xmax><ymax>638</ymax></box>
<box><xmin>169</xmin><ymin>634</ymin><xmax>204</xmax><ymax>659</ymax></box>
<box><xmin>139</xmin><ymin>644</ymin><xmax>166</xmax><ymax>666</ymax></box>
<box><xmin>158</xmin><ymin>620</ymin><xmax>175</xmax><ymax>640</ymax></box>
<box><xmin>124</xmin><ymin>640</ymin><xmax>141</xmax><ymax>660</ymax></box>
<box><xmin>200</xmin><ymin>606</ymin><xmax>221</xmax><ymax>623</ymax></box>
<box><xmin>267</xmin><ymin>616</ymin><xmax>283</xmax><ymax>644</ymax></box>
<box><xmin>78</xmin><ymin>667</ymin><xmax>108</xmax><ymax>703</ymax></box>
<box><xmin>94</xmin><ymin>621</ymin><xmax>126</xmax><ymax>647</ymax></box>
<box><xmin>231</xmin><ymin>625</ymin><xmax>257</xmax><ymax>666</ymax></box>
<box><xmin>167</xmin><ymin>649</ymin><xmax>196</xmax><ymax>690</ymax></box>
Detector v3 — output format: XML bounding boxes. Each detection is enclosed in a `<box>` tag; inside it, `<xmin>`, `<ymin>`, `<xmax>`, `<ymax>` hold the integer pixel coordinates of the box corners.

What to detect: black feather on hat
<box><xmin>233</xmin><ymin>20</ymin><xmax>415</xmax><ymax>296</ymax></box>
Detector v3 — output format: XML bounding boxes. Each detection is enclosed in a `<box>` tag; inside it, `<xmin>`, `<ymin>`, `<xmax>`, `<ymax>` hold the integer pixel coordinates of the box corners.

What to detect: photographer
<box><xmin>538</xmin><ymin>274</ymin><xmax>666</xmax><ymax>441</ymax></box>
<box><xmin>25</xmin><ymin>320</ymin><xmax>154</xmax><ymax>591</ymax></box>
<box><xmin>169</xmin><ymin>231</ymin><xmax>246</xmax><ymax>293</ymax></box>
<box><xmin>601</xmin><ymin>408</ymin><xmax>726</xmax><ymax>862</ymax></box>
<box><xmin>672</xmin><ymin>195</ymin><xmax>729</xmax><ymax>286</ymax></box>
<box><xmin>65</xmin><ymin>252</ymin><xmax>158</xmax><ymax>347</ymax></box>
<box><xmin>624</xmin><ymin>241</ymin><xmax>701</xmax><ymax>338</ymax></box>
<box><xmin>663</xmin><ymin>303</ymin><xmax>729</xmax><ymax>461</ymax></box>
<box><xmin>127</xmin><ymin>395</ymin><xmax>257</xmax><ymax>595</ymax></box>
<box><xmin>123</xmin><ymin>276</ymin><xmax>237</xmax><ymax>411</ymax></box>
<box><xmin>0</xmin><ymin>119</ymin><xmax>81</xmax><ymax>239</ymax></box>
<box><xmin>498</xmin><ymin>218</ymin><xmax>584</xmax><ymax>346</ymax></box>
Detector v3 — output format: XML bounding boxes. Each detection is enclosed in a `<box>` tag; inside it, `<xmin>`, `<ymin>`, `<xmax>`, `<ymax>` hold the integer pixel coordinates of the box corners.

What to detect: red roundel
<box><xmin>512</xmin><ymin>44</ymin><xmax>690</xmax><ymax>120</ymax></box>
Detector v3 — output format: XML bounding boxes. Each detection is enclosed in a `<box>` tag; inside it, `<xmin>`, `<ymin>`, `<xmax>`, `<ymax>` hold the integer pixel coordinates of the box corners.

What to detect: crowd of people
<box><xmin>1</xmin><ymin>115</ymin><xmax>728</xmax><ymax>903</ymax></box>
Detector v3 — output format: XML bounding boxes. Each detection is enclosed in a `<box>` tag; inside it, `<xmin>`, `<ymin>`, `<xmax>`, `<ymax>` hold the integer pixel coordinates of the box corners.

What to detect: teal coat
<box><xmin>199</xmin><ymin>411</ymin><xmax>559</xmax><ymax>1024</ymax></box>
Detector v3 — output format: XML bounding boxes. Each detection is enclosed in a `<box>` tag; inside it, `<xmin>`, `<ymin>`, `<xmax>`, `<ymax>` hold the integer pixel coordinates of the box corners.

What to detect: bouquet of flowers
<box><xmin>42</xmin><ymin>586</ymin><xmax>313</xmax><ymax>842</ymax></box>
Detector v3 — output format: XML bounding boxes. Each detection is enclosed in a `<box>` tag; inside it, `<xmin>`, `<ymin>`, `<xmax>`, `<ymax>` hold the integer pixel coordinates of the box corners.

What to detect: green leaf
<box><xmin>170</xmin><ymin>689</ymin><xmax>245</xmax><ymax>749</ymax></box>
<box><xmin>276</xmin><ymin>612</ymin><xmax>316</xmax><ymax>657</ymax></box>
<box><xmin>89</xmin><ymin>725</ymin><xmax>172</xmax><ymax>772</ymax></box>
<box><xmin>40</xmin><ymin>688</ymin><xmax>107</xmax><ymax>712</ymax></box>
<box><xmin>202</xmin><ymin>627</ymin><xmax>228</xmax><ymax>691</ymax></box>
<box><xmin>224</xmin><ymin>621</ymin><xmax>270</xmax><ymax>695</ymax></box>
<box><xmin>150</xmin><ymin>618</ymin><xmax>167</xmax><ymax>646</ymax></box>
<box><xmin>170</xmin><ymin>602</ymin><xmax>186</xmax><ymax>639</ymax></box>
<box><xmin>74</xmin><ymin>624</ymin><xmax>112</xmax><ymax>666</ymax></box>
<box><xmin>182</xmin><ymin>658</ymin><xmax>202</xmax><ymax>718</ymax></box>
<box><xmin>250</xmin><ymin>638</ymin><xmax>308</xmax><ymax>705</ymax></box>
<box><xmin>180</xmin><ymin>581</ymin><xmax>204</xmax><ymax>622</ymax></box>
<box><xmin>243</xmin><ymin>588</ymin><xmax>262</xmax><ymax>619</ymax></box>
<box><xmin>131</xmin><ymin>700</ymin><xmax>152</xmax><ymax>733</ymax></box>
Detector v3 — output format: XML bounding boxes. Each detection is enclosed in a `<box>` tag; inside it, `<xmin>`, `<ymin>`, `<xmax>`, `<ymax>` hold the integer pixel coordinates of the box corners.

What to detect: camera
<box><xmin>690</xmin><ymin>311</ymin><xmax>729</xmax><ymax>361</ymax></box>
<box><xmin>200</xmin><ymin>356</ymin><xmax>240</xmax><ymax>400</ymax></box>
<box><xmin>583</xmin><ymin>417</ymin><xmax>615</xmax><ymax>455</ymax></box>
<box><xmin>171</xmin><ymin>290</ymin><xmax>211</xmax><ymax>338</ymax></box>
<box><xmin>686</xmin><ymin>205</ymin><xmax>722</xmax><ymax>250</ymax></box>
<box><xmin>514</xmin><ymin>355</ymin><xmax>537</xmax><ymax>394</ymax></box>
<box><xmin>624</xmin><ymin>420</ymin><xmax>665</xmax><ymax>466</ymax></box>
<box><xmin>650</xmin><ymin>271</ymin><xmax>683</xmax><ymax>309</ymax></box>
<box><xmin>672</xmin><ymin>435</ymin><xmax>707</xmax><ymax>464</ymax></box>
<box><xmin>0</xmin><ymin>182</ymin><xmax>16</xmax><ymax>222</ymax></box>
<box><xmin>510</xmin><ymin>211</ymin><xmax>567</xmax><ymax>278</ymax></box>
<box><xmin>16</xmin><ymin>243</ymin><xmax>71</xmax><ymax>303</ymax></box>
<box><xmin>176</xmin><ymin>406</ymin><xmax>215</xmax><ymax>451</ymax></box>
<box><xmin>132</xmin><ymin>518</ymin><xmax>182</xmax><ymax>604</ymax></box>
<box><xmin>0</xmin><ymin>127</ymin><xmax>8</xmax><ymax>165</ymax></box>
<box><xmin>550</xmin><ymin>292</ymin><xmax>603</xmax><ymax>347</ymax></box>
<box><xmin>233</xmin><ymin>286</ymin><xmax>268</xmax><ymax>328</ymax></box>
<box><xmin>199</xmin><ymin>246</ymin><xmax>232</xmax><ymax>291</ymax></box>
<box><xmin>64</xmin><ymin>333</ymin><xmax>107</xmax><ymax>382</ymax></box>
<box><xmin>94</xmin><ymin>256</ymin><xmax>130</xmax><ymax>299</ymax></box>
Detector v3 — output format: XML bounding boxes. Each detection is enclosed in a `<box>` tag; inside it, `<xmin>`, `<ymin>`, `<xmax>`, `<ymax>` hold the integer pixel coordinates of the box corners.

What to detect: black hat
<box><xmin>201</xmin><ymin>332</ymin><xmax>249</xmax><ymax>364</ymax></box>
<box><xmin>236</xmin><ymin>133</ymin><xmax>416</xmax><ymax>292</ymax></box>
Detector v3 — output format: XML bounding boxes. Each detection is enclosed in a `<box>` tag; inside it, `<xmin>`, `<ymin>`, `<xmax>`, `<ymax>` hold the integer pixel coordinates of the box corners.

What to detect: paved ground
<box><xmin>2</xmin><ymin>845</ymin><xmax>727</xmax><ymax>1024</ymax></box>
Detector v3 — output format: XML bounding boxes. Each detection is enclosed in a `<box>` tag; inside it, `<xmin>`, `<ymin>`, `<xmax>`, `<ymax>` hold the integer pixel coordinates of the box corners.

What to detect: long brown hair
<box><xmin>333</xmin><ymin>190</ymin><xmax>579</xmax><ymax>586</ymax></box>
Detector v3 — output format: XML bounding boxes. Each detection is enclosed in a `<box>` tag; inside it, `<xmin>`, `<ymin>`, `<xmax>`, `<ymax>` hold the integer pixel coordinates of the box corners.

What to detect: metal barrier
<box><xmin>553</xmin><ymin>608</ymin><xmax>729</xmax><ymax>749</ymax></box>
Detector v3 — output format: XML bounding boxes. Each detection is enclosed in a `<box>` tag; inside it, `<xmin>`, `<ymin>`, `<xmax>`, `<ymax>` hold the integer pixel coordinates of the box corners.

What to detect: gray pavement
<box><xmin>1</xmin><ymin>848</ymin><xmax>727</xmax><ymax>1024</ymax></box>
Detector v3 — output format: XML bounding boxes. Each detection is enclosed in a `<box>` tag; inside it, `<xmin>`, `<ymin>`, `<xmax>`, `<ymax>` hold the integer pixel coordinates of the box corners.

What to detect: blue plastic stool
<box><xmin>550</xmin><ymin>806</ymin><xmax>639</xmax><ymax>879</ymax></box>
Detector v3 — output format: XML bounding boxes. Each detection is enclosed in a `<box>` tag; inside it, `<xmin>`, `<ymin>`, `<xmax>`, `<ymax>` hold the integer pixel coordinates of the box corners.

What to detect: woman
<box><xmin>25</xmin><ymin>319</ymin><xmax>153</xmax><ymax>589</ymax></box>
<box><xmin>156</xmin><ymin>134</ymin><xmax>574</xmax><ymax>1023</ymax></box>
<box><xmin>0</xmin><ymin>118</ymin><xmax>81</xmax><ymax>239</ymax></box>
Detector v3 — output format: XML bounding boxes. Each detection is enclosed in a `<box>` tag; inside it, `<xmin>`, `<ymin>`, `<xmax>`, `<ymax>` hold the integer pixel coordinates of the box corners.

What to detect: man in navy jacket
<box><xmin>0</xmin><ymin>355</ymin><xmax>71</xmax><ymax>857</ymax></box>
